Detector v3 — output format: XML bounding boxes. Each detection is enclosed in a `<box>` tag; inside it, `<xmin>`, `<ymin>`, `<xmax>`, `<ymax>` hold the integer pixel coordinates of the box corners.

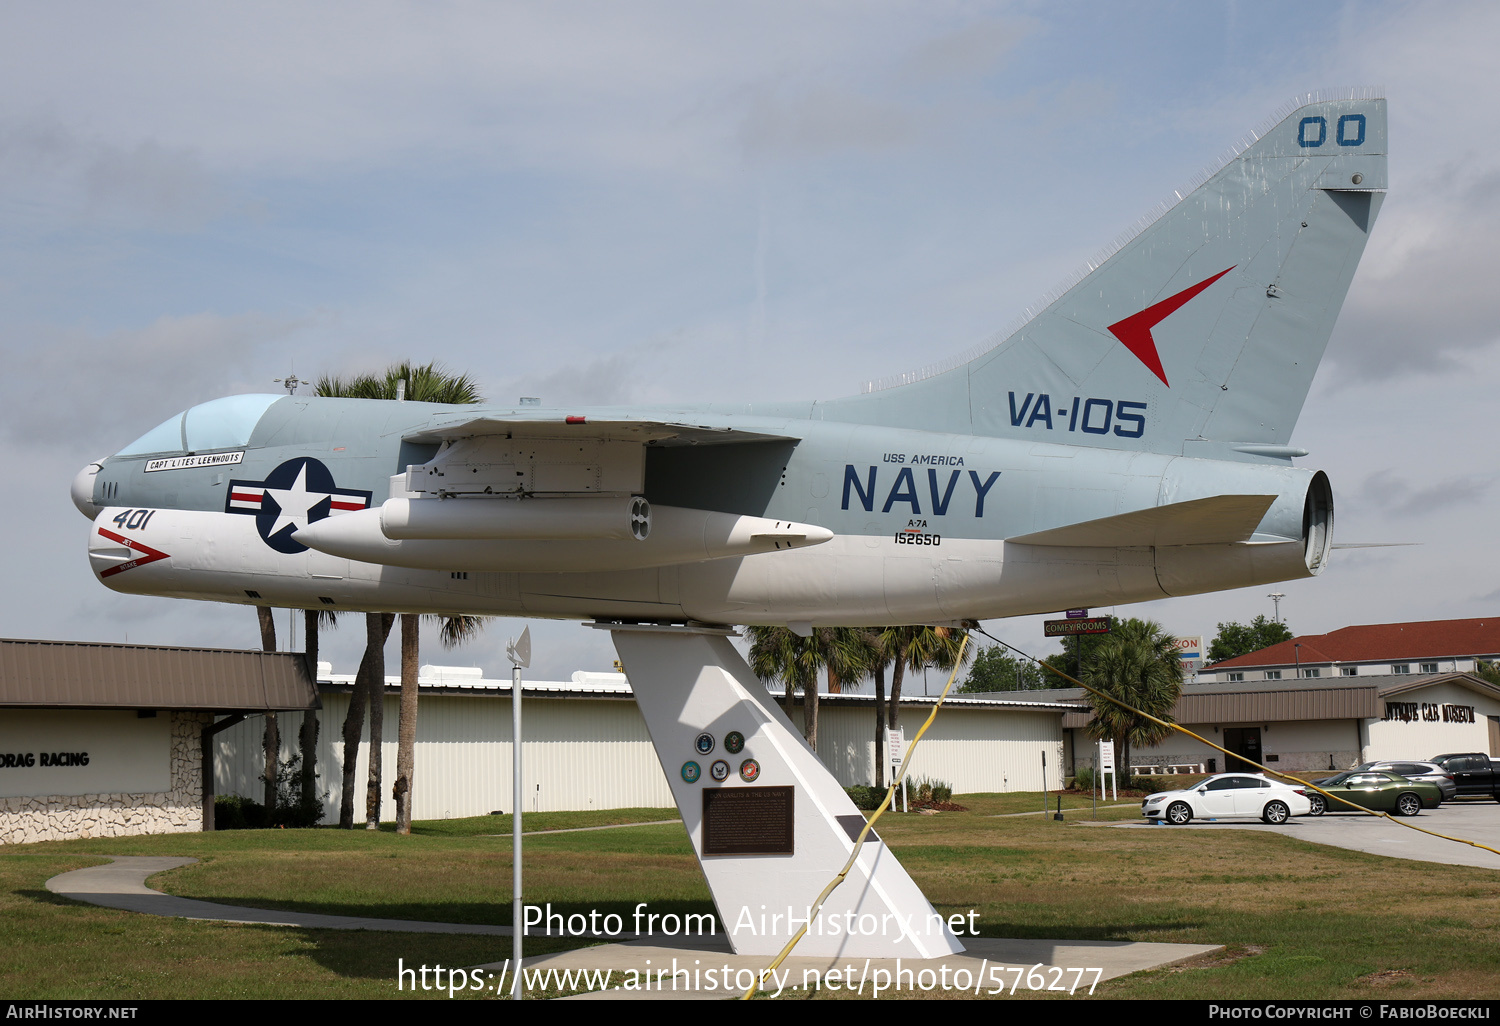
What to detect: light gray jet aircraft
<box><xmin>73</xmin><ymin>95</ymin><xmax>1385</xmax><ymax>634</ymax></box>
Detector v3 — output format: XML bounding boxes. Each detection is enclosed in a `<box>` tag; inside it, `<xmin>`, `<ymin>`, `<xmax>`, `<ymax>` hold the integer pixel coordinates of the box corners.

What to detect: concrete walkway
<box><xmin>45</xmin><ymin>856</ymin><xmax>1221</xmax><ymax>999</ymax></box>
<box><xmin>1111</xmin><ymin>800</ymin><xmax>1500</xmax><ymax>871</ymax></box>
<box><xmin>46</xmin><ymin>857</ymin><xmax>515</xmax><ymax>935</ymax></box>
<box><xmin>992</xmin><ymin>804</ymin><xmax>1138</xmax><ymax>818</ymax></box>
<box><xmin>484</xmin><ymin>819</ymin><xmax>681</xmax><ymax>837</ymax></box>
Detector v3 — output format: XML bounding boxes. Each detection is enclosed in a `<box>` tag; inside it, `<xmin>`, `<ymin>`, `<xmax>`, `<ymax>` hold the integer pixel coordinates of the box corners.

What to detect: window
<box><xmin>1340</xmin><ymin>667</ymin><xmax>1358</xmax><ymax>676</ymax></box>
<box><xmin>1392</xmin><ymin>664</ymin><xmax>1410</xmax><ymax>674</ymax></box>
<box><xmin>1301</xmin><ymin>668</ymin><xmax>1321</xmax><ymax>678</ymax></box>
<box><xmin>1264</xmin><ymin>670</ymin><xmax>1282</xmax><ymax>680</ymax></box>
<box><xmin>1420</xmin><ymin>662</ymin><xmax>1438</xmax><ymax>673</ymax></box>
<box><xmin>182</xmin><ymin>394</ymin><xmax>282</xmax><ymax>451</ymax></box>
<box><xmin>116</xmin><ymin>393</ymin><xmax>283</xmax><ymax>456</ymax></box>
<box><xmin>1226</xmin><ymin>672</ymin><xmax>1244</xmax><ymax>682</ymax></box>
<box><xmin>116</xmin><ymin>412</ymin><xmax>184</xmax><ymax>455</ymax></box>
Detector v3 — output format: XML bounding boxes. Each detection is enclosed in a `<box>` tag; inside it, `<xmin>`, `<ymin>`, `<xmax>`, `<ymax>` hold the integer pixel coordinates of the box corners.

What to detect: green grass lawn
<box><xmin>6</xmin><ymin>794</ymin><xmax>1500</xmax><ymax>1000</ymax></box>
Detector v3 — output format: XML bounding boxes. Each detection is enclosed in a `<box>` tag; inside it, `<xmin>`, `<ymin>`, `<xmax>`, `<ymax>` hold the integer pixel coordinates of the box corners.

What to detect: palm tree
<box><xmin>393</xmin><ymin>613</ymin><xmax>486</xmax><ymax>834</ymax></box>
<box><xmin>869</xmin><ymin>626</ymin><xmax>969</xmax><ymax>787</ymax></box>
<box><xmin>318</xmin><ymin>362</ymin><xmax>485</xmax><ymax>830</ymax></box>
<box><xmin>315</xmin><ymin>361</ymin><xmax>481</xmax><ymax>406</ymax></box>
<box><xmin>871</xmin><ymin>636</ymin><xmax>891</xmax><ymax>789</ymax></box>
<box><xmin>881</xmin><ymin>625</ymin><xmax>970</xmax><ymax>732</ymax></box>
<box><xmin>1081</xmin><ymin>618</ymin><xmax>1184</xmax><ymax>776</ymax></box>
<box><xmin>746</xmin><ymin>625</ymin><xmax>890</xmax><ymax>754</ymax></box>
<box><xmin>255</xmin><ymin>606</ymin><xmax>279</xmax><ymax>815</ymax></box>
<box><xmin>340</xmin><ymin>611</ymin><xmax>393</xmax><ymax>828</ymax></box>
<box><xmin>746</xmin><ymin>626</ymin><xmax>826</xmax><ymax>747</ymax></box>
<box><xmin>300</xmin><ymin>608</ymin><xmax>337</xmax><ymax>817</ymax></box>
<box><xmin>811</xmin><ymin>627</ymin><xmax>881</xmax><ymax>754</ymax></box>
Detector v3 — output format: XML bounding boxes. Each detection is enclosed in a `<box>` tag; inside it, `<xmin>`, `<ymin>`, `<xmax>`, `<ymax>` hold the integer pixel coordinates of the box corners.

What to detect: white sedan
<box><xmin>1141</xmin><ymin>773</ymin><xmax>1313</xmax><ymax>825</ymax></box>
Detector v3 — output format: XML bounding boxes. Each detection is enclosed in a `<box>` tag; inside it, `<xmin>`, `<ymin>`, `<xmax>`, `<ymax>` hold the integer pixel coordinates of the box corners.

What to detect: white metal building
<box><xmin>215</xmin><ymin>665</ymin><xmax>1075</xmax><ymax>823</ymax></box>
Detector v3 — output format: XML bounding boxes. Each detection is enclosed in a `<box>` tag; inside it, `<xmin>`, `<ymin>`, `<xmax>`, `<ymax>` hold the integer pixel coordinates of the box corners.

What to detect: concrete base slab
<box><xmin>495</xmin><ymin>934</ymin><xmax>1220</xmax><ymax>1000</ymax></box>
<box><xmin>48</xmin><ymin>855</ymin><xmax>1218</xmax><ymax>999</ymax></box>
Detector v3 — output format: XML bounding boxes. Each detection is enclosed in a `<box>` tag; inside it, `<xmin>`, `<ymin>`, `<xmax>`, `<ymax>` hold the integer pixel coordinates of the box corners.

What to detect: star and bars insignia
<box><xmin>225</xmin><ymin>457</ymin><xmax>373</xmax><ymax>554</ymax></box>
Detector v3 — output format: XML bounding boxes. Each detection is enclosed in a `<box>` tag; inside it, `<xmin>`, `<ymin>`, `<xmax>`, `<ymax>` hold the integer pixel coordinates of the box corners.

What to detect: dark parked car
<box><xmin>1428</xmin><ymin>753</ymin><xmax>1500</xmax><ymax>800</ymax></box>
<box><xmin>1347</xmin><ymin>761</ymin><xmax>1456</xmax><ymax>803</ymax></box>
<box><xmin>1303</xmin><ymin>771</ymin><xmax>1442</xmax><ymax>816</ymax></box>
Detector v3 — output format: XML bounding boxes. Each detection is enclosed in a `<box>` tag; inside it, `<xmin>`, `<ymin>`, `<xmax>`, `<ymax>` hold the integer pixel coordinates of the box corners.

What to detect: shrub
<box><xmin>214</xmin><ymin>793</ymin><xmax>266</xmax><ymax>830</ymax></box>
<box><xmin>264</xmin><ymin>750</ymin><xmax>328</xmax><ymax>828</ymax></box>
<box><xmin>906</xmin><ymin>777</ymin><xmax>953</xmax><ymax>804</ymax></box>
<box><xmin>217</xmin><ymin>752</ymin><xmax>328</xmax><ymax>830</ymax></box>
<box><xmin>844</xmin><ymin>785</ymin><xmax>883</xmax><ymax>811</ymax></box>
<box><xmin>1074</xmin><ymin>766</ymin><xmax>1097</xmax><ymax>791</ymax></box>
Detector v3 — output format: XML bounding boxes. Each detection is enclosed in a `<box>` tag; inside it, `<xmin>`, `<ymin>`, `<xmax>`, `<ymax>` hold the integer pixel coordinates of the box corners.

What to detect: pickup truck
<box><xmin>1428</xmin><ymin>753</ymin><xmax>1500</xmax><ymax>799</ymax></box>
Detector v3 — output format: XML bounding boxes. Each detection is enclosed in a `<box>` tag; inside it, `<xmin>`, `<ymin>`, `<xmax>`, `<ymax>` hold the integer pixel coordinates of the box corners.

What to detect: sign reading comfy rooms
<box><xmin>0</xmin><ymin>711</ymin><xmax>170</xmax><ymax>798</ymax></box>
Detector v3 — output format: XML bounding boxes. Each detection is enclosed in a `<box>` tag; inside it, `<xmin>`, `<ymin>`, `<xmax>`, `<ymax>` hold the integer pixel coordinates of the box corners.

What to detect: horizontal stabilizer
<box><xmin>1007</xmin><ymin>494</ymin><xmax>1277</xmax><ymax>548</ymax></box>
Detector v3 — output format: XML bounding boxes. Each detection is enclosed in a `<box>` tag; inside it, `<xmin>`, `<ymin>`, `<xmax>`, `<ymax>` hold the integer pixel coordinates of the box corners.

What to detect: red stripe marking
<box><xmin>565</xmin><ymin>415</ymin><xmax>586</xmax><ymax>425</ymax></box>
<box><xmin>329</xmin><ymin>500</ymin><xmax>365</xmax><ymax>511</ymax></box>
<box><xmin>1106</xmin><ymin>266</ymin><xmax>1235</xmax><ymax>387</ymax></box>
<box><xmin>97</xmin><ymin>527</ymin><xmax>171</xmax><ymax>578</ymax></box>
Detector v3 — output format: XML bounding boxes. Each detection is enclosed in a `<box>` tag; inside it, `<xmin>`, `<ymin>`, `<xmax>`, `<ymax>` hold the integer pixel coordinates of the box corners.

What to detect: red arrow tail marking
<box><xmin>1106</xmin><ymin>266</ymin><xmax>1235</xmax><ymax>387</ymax></box>
<box><xmin>97</xmin><ymin>527</ymin><xmax>171</xmax><ymax>578</ymax></box>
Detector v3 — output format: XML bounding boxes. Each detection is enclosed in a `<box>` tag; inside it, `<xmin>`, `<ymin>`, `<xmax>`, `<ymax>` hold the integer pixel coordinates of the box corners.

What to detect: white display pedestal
<box><xmin>600</xmin><ymin>623</ymin><xmax>964</xmax><ymax>958</ymax></box>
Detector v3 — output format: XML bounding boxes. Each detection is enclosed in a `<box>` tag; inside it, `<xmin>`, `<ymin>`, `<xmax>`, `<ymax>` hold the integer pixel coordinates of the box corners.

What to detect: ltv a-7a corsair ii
<box><xmin>72</xmin><ymin>95</ymin><xmax>1386</xmax><ymax>959</ymax></box>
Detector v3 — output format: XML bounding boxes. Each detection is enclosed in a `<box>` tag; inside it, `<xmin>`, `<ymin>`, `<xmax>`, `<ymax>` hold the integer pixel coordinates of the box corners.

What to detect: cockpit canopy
<box><xmin>116</xmin><ymin>394</ymin><xmax>284</xmax><ymax>456</ymax></box>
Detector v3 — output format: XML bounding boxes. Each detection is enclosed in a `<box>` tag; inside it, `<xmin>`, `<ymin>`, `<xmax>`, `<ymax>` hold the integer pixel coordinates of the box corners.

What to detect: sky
<box><xmin>5</xmin><ymin>1</ymin><xmax>1500</xmax><ymax>686</ymax></box>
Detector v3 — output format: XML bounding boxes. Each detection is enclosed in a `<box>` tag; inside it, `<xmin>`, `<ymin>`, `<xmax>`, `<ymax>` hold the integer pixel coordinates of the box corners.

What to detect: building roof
<box><xmin>0</xmin><ymin>638</ymin><xmax>319</xmax><ymax>711</ymax></box>
<box><xmin>323</xmin><ymin>666</ymin><xmax>638</xmax><ymax>698</ymax></box>
<box><xmin>322</xmin><ymin>665</ymin><xmax>1077</xmax><ymax>710</ymax></box>
<box><xmin>1209</xmin><ymin>617</ymin><xmax>1500</xmax><ymax>669</ymax></box>
<box><xmin>967</xmin><ymin>672</ymin><xmax>1500</xmax><ymax>728</ymax></box>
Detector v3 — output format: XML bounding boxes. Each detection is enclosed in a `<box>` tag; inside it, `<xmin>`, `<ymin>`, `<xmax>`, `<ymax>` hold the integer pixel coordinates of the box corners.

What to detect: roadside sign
<box><xmin>887</xmin><ymin>728</ymin><xmax>905</xmax><ymax>776</ymax></box>
<box><xmin>1065</xmin><ymin>609</ymin><xmax>1089</xmax><ymax>619</ymax></box>
<box><xmin>1044</xmin><ymin>616</ymin><xmax>1113</xmax><ymax>637</ymax></box>
<box><xmin>1098</xmin><ymin>739</ymin><xmax>1118</xmax><ymax>801</ymax></box>
<box><xmin>1175</xmin><ymin>635</ymin><xmax>1204</xmax><ymax>675</ymax></box>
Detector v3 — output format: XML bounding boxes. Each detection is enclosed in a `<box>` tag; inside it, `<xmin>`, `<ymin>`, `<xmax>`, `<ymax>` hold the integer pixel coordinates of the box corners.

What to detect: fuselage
<box><xmin>75</xmin><ymin>394</ymin><xmax>1328</xmax><ymax>627</ymax></box>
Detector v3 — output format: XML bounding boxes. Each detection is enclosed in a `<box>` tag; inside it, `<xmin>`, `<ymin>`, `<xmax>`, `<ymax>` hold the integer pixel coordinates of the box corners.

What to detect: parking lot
<box><xmin>1116</xmin><ymin>798</ymin><xmax>1500</xmax><ymax>871</ymax></box>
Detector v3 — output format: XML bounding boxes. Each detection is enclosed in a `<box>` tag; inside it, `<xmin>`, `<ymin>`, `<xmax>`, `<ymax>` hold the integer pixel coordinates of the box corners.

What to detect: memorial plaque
<box><xmin>701</xmin><ymin>786</ymin><xmax>794</xmax><ymax>856</ymax></box>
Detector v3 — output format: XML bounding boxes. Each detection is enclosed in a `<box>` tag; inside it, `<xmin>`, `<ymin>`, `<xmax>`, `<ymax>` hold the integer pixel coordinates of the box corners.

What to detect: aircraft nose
<box><xmin>71</xmin><ymin>461</ymin><xmax>104</xmax><ymax>520</ymax></box>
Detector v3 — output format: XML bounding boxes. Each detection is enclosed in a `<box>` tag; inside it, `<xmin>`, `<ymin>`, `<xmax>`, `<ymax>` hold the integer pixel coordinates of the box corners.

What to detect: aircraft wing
<box><xmin>403</xmin><ymin>413</ymin><xmax>800</xmax><ymax>447</ymax></box>
<box><xmin>1006</xmin><ymin>494</ymin><xmax>1278</xmax><ymax>548</ymax></box>
<box><xmin>285</xmin><ymin>411</ymin><xmax>829</xmax><ymax>573</ymax></box>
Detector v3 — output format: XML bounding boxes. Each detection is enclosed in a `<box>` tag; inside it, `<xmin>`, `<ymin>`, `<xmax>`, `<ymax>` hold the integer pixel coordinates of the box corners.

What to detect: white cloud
<box><xmin>0</xmin><ymin>312</ymin><xmax>312</xmax><ymax>448</ymax></box>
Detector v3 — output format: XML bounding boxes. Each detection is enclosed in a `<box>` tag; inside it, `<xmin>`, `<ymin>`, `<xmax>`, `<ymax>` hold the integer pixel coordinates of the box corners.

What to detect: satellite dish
<box><xmin>506</xmin><ymin>626</ymin><xmax>531</xmax><ymax>669</ymax></box>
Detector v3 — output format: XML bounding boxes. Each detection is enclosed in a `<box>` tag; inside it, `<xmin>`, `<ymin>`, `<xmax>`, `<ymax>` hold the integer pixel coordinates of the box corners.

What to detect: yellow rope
<box><xmin>739</xmin><ymin>635</ymin><xmax>971</xmax><ymax>1000</ymax></box>
<box><xmin>985</xmin><ymin>631</ymin><xmax>1500</xmax><ymax>858</ymax></box>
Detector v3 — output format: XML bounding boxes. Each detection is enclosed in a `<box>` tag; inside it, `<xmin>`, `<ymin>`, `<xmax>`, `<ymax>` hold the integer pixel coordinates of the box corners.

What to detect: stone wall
<box><xmin>0</xmin><ymin>711</ymin><xmax>209</xmax><ymax>845</ymax></box>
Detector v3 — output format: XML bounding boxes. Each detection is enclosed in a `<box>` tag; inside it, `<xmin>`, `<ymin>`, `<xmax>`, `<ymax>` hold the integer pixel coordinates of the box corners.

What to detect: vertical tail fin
<box><xmin>830</xmin><ymin>92</ymin><xmax>1386</xmax><ymax>457</ymax></box>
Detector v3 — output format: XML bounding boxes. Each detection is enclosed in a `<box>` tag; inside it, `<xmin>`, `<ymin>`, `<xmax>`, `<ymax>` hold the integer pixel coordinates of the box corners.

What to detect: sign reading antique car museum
<box><xmin>1382</xmin><ymin>702</ymin><xmax>1476</xmax><ymax>723</ymax></box>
